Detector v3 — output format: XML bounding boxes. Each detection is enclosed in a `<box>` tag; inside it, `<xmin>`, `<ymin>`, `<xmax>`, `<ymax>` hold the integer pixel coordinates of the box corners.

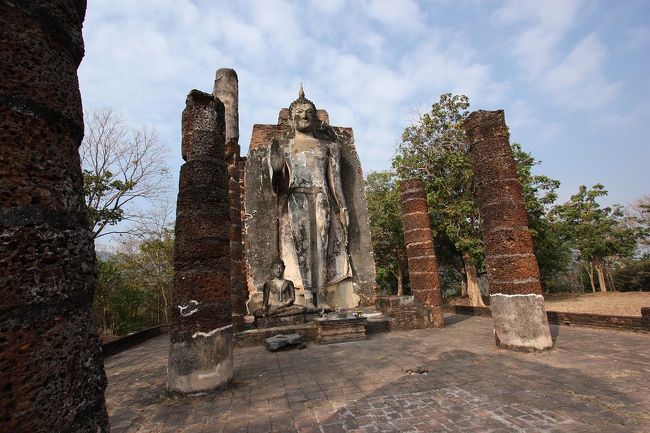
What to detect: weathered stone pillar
<box><xmin>0</xmin><ymin>1</ymin><xmax>109</xmax><ymax>431</ymax></box>
<box><xmin>399</xmin><ymin>179</ymin><xmax>444</xmax><ymax>327</ymax></box>
<box><xmin>464</xmin><ymin>110</ymin><xmax>552</xmax><ymax>351</ymax></box>
<box><xmin>168</xmin><ymin>90</ymin><xmax>233</xmax><ymax>393</ymax></box>
<box><xmin>213</xmin><ymin>68</ymin><xmax>246</xmax><ymax>331</ymax></box>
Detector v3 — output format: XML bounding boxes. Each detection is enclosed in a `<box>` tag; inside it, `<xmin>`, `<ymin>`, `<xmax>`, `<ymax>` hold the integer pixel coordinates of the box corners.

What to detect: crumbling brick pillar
<box><xmin>464</xmin><ymin>110</ymin><xmax>552</xmax><ymax>351</ymax></box>
<box><xmin>213</xmin><ymin>68</ymin><xmax>246</xmax><ymax>331</ymax></box>
<box><xmin>168</xmin><ymin>90</ymin><xmax>233</xmax><ymax>393</ymax></box>
<box><xmin>399</xmin><ymin>179</ymin><xmax>444</xmax><ymax>327</ymax></box>
<box><xmin>0</xmin><ymin>1</ymin><xmax>109</xmax><ymax>431</ymax></box>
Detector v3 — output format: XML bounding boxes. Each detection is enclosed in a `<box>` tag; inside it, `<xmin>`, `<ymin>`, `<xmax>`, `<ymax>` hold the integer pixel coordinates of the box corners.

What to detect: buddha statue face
<box><xmin>271</xmin><ymin>260</ymin><xmax>285</xmax><ymax>279</ymax></box>
<box><xmin>291</xmin><ymin>102</ymin><xmax>316</xmax><ymax>134</ymax></box>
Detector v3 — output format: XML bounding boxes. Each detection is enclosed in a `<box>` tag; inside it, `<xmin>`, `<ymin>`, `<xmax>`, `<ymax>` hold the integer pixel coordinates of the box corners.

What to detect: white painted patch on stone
<box><xmin>192</xmin><ymin>324</ymin><xmax>233</xmax><ymax>339</ymax></box>
<box><xmin>363</xmin><ymin>312</ymin><xmax>382</xmax><ymax>317</ymax></box>
<box><xmin>491</xmin><ymin>293</ymin><xmax>544</xmax><ymax>299</ymax></box>
<box><xmin>178</xmin><ymin>300</ymin><xmax>200</xmax><ymax>317</ymax></box>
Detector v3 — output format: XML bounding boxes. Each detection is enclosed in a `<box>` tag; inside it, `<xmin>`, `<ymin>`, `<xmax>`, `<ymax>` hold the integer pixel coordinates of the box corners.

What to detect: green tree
<box><xmin>394</xmin><ymin>93</ymin><xmax>486</xmax><ymax>306</ymax></box>
<box><xmin>613</xmin><ymin>258</ymin><xmax>650</xmax><ymax>291</ymax></box>
<box><xmin>119</xmin><ymin>229</ymin><xmax>174</xmax><ymax>325</ymax></box>
<box><xmin>93</xmin><ymin>229</ymin><xmax>174</xmax><ymax>335</ymax></box>
<box><xmin>81</xmin><ymin>108</ymin><xmax>170</xmax><ymax>239</ymax></box>
<box><xmin>365</xmin><ymin>171</ymin><xmax>407</xmax><ymax>295</ymax></box>
<box><xmin>512</xmin><ymin>144</ymin><xmax>570</xmax><ymax>290</ymax></box>
<box><xmin>393</xmin><ymin>93</ymin><xmax>565</xmax><ymax>302</ymax></box>
<box><xmin>551</xmin><ymin>184</ymin><xmax>640</xmax><ymax>292</ymax></box>
<box><xmin>94</xmin><ymin>257</ymin><xmax>123</xmax><ymax>333</ymax></box>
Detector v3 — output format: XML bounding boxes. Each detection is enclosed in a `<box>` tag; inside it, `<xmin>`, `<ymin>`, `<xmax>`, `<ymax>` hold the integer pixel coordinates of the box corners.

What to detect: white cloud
<box><xmin>540</xmin><ymin>33</ymin><xmax>622</xmax><ymax>109</ymax></box>
<box><xmin>493</xmin><ymin>0</ymin><xmax>585</xmax><ymax>77</ymax></box>
<box><xmin>76</xmin><ymin>0</ymin><xmax>650</xmax><ymax>221</ymax></box>
<box><xmin>312</xmin><ymin>0</ymin><xmax>346</xmax><ymax>15</ymax></box>
<box><xmin>363</xmin><ymin>0</ymin><xmax>425</xmax><ymax>34</ymax></box>
<box><xmin>492</xmin><ymin>0</ymin><xmax>622</xmax><ymax>111</ymax></box>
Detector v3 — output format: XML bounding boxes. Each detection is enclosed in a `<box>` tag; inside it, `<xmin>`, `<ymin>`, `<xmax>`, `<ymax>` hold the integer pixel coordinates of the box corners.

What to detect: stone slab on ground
<box><xmin>105</xmin><ymin>315</ymin><xmax>650</xmax><ymax>433</ymax></box>
<box><xmin>265</xmin><ymin>333</ymin><xmax>303</xmax><ymax>351</ymax></box>
<box><xmin>234</xmin><ymin>323</ymin><xmax>317</xmax><ymax>347</ymax></box>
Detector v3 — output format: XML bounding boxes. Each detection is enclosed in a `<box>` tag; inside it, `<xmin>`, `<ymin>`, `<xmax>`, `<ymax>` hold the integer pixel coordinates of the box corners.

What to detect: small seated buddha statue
<box><xmin>254</xmin><ymin>258</ymin><xmax>308</xmax><ymax>318</ymax></box>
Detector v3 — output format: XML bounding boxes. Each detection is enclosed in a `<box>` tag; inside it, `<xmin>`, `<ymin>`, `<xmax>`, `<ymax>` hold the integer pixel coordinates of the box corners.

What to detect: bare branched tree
<box><xmin>81</xmin><ymin>108</ymin><xmax>170</xmax><ymax>239</ymax></box>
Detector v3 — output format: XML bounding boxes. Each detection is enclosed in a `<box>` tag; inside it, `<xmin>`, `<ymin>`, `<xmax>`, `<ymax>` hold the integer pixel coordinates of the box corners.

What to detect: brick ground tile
<box><xmin>105</xmin><ymin>315</ymin><xmax>650</xmax><ymax>432</ymax></box>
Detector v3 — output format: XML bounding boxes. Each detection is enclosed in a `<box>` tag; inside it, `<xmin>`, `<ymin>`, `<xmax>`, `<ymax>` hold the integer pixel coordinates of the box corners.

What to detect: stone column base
<box><xmin>167</xmin><ymin>325</ymin><xmax>233</xmax><ymax>393</ymax></box>
<box><xmin>490</xmin><ymin>294</ymin><xmax>553</xmax><ymax>351</ymax></box>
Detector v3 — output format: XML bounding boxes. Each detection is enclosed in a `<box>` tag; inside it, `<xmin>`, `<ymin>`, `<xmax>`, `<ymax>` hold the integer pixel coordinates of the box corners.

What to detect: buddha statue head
<box><xmin>289</xmin><ymin>84</ymin><xmax>317</xmax><ymax>134</ymax></box>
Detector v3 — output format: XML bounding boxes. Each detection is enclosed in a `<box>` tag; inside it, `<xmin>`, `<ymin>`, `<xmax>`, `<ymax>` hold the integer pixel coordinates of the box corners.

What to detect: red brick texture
<box><xmin>464</xmin><ymin>110</ymin><xmax>542</xmax><ymax>296</ymax></box>
<box><xmin>0</xmin><ymin>1</ymin><xmax>109</xmax><ymax>431</ymax></box>
<box><xmin>399</xmin><ymin>179</ymin><xmax>444</xmax><ymax>327</ymax></box>
<box><xmin>171</xmin><ymin>91</ymin><xmax>231</xmax><ymax>342</ymax></box>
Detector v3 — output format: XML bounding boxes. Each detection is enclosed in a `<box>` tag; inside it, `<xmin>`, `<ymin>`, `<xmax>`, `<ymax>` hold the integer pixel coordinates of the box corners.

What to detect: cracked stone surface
<box><xmin>105</xmin><ymin>315</ymin><xmax>650</xmax><ymax>432</ymax></box>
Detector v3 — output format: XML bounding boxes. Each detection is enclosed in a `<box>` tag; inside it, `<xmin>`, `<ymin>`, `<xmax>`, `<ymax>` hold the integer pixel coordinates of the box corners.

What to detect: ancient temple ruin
<box><xmin>167</xmin><ymin>69</ymin><xmax>557</xmax><ymax>395</ymax></box>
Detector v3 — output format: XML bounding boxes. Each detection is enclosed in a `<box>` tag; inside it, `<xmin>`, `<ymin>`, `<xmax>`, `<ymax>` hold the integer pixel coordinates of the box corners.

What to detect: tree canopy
<box><xmin>81</xmin><ymin>108</ymin><xmax>170</xmax><ymax>239</ymax></box>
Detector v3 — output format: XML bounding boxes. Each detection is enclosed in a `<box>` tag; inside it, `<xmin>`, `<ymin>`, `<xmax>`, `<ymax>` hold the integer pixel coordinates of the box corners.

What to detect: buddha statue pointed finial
<box><xmin>289</xmin><ymin>82</ymin><xmax>315</xmax><ymax>114</ymax></box>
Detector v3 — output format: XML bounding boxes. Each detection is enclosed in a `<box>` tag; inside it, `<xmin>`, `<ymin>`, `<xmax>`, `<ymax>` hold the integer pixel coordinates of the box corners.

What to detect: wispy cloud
<box><xmin>541</xmin><ymin>33</ymin><xmax>622</xmax><ymax>109</ymax></box>
<box><xmin>78</xmin><ymin>0</ymin><xmax>650</xmax><ymax>217</ymax></box>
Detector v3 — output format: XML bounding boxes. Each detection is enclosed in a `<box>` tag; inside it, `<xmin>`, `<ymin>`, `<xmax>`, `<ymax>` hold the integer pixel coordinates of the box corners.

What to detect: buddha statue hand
<box><xmin>269</xmin><ymin>138</ymin><xmax>284</xmax><ymax>173</ymax></box>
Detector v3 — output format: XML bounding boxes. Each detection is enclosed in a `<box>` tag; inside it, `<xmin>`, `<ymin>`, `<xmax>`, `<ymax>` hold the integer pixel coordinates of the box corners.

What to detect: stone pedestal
<box><xmin>168</xmin><ymin>326</ymin><xmax>234</xmax><ymax>393</ymax></box>
<box><xmin>0</xmin><ymin>2</ymin><xmax>109</xmax><ymax>431</ymax></box>
<box><xmin>256</xmin><ymin>315</ymin><xmax>306</xmax><ymax>328</ymax></box>
<box><xmin>464</xmin><ymin>110</ymin><xmax>552</xmax><ymax>351</ymax></box>
<box><xmin>168</xmin><ymin>90</ymin><xmax>233</xmax><ymax>393</ymax></box>
<box><xmin>315</xmin><ymin>317</ymin><xmax>367</xmax><ymax>344</ymax></box>
<box><xmin>399</xmin><ymin>179</ymin><xmax>444</xmax><ymax>327</ymax></box>
<box><xmin>375</xmin><ymin>296</ymin><xmax>433</xmax><ymax>330</ymax></box>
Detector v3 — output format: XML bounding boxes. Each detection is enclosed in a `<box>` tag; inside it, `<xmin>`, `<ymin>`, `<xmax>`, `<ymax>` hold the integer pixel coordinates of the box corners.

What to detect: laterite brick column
<box><xmin>464</xmin><ymin>110</ymin><xmax>552</xmax><ymax>351</ymax></box>
<box><xmin>399</xmin><ymin>179</ymin><xmax>444</xmax><ymax>327</ymax></box>
<box><xmin>0</xmin><ymin>1</ymin><xmax>109</xmax><ymax>431</ymax></box>
<box><xmin>213</xmin><ymin>68</ymin><xmax>246</xmax><ymax>331</ymax></box>
<box><xmin>168</xmin><ymin>90</ymin><xmax>233</xmax><ymax>393</ymax></box>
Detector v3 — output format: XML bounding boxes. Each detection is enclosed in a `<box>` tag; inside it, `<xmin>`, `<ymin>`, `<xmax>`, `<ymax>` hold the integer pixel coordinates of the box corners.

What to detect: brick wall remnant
<box><xmin>399</xmin><ymin>179</ymin><xmax>444</xmax><ymax>327</ymax></box>
<box><xmin>168</xmin><ymin>90</ymin><xmax>233</xmax><ymax>393</ymax></box>
<box><xmin>464</xmin><ymin>110</ymin><xmax>552</xmax><ymax>351</ymax></box>
<box><xmin>213</xmin><ymin>68</ymin><xmax>246</xmax><ymax>331</ymax></box>
<box><xmin>0</xmin><ymin>1</ymin><xmax>109</xmax><ymax>431</ymax></box>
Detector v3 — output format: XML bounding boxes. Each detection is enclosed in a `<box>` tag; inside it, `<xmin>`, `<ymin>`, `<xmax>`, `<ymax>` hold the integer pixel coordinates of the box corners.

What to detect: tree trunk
<box><xmin>460</xmin><ymin>266</ymin><xmax>468</xmax><ymax>297</ymax></box>
<box><xmin>160</xmin><ymin>285</ymin><xmax>170</xmax><ymax>325</ymax></box>
<box><xmin>606</xmin><ymin>265</ymin><xmax>616</xmax><ymax>292</ymax></box>
<box><xmin>587</xmin><ymin>260</ymin><xmax>596</xmax><ymax>293</ymax></box>
<box><xmin>396</xmin><ymin>248</ymin><xmax>404</xmax><ymax>296</ymax></box>
<box><xmin>463</xmin><ymin>252</ymin><xmax>485</xmax><ymax>307</ymax></box>
<box><xmin>595</xmin><ymin>259</ymin><xmax>607</xmax><ymax>292</ymax></box>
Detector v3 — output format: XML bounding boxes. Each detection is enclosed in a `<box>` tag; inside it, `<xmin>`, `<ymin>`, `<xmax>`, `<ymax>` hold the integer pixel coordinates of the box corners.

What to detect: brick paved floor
<box><xmin>105</xmin><ymin>315</ymin><xmax>650</xmax><ymax>433</ymax></box>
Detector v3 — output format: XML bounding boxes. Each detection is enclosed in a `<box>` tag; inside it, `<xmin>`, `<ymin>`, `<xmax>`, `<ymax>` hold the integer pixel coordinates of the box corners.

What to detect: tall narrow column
<box><xmin>213</xmin><ymin>68</ymin><xmax>246</xmax><ymax>330</ymax></box>
<box><xmin>399</xmin><ymin>179</ymin><xmax>444</xmax><ymax>327</ymax></box>
<box><xmin>464</xmin><ymin>110</ymin><xmax>552</xmax><ymax>351</ymax></box>
<box><xmin>168</xmin><ymin>90</ymin><xmax>232</xmax><ymax>393</ymax></box>
<box><xmin>0</xmin><ymin>1</ymin><xmax>109</xmax><ymax>431</ymax></box>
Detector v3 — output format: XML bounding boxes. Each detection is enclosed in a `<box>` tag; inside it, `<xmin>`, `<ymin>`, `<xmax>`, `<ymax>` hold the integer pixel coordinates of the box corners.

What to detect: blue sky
<box><xmin>78</xmin><ymin>0</ymin><xmax>649</xmax><ymax>222</ymax></box>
